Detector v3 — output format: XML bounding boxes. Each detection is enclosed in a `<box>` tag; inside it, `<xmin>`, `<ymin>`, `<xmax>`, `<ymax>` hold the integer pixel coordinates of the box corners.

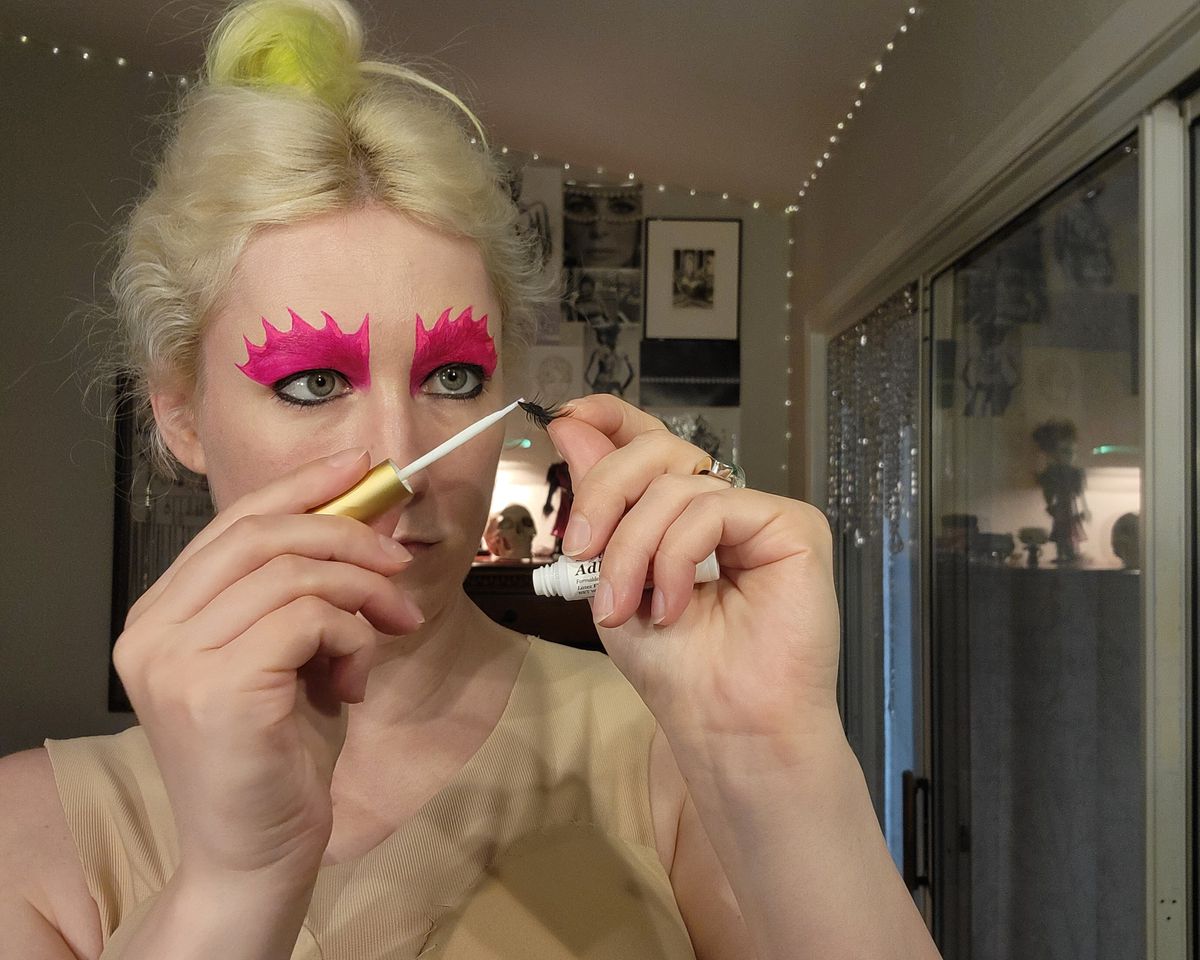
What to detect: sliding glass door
<box><xmin>927</xmin><ymin>137</ymin><xmax>1145</xmax><ymax>958</ymax></box>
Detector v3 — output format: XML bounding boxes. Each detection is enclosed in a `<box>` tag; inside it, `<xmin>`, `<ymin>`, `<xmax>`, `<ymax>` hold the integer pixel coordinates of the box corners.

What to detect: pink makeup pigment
<box><xmin>410</xmin><ymin>306</ymin><xmax>498</xmax><ymax>396</ymax></box>
<box><xmin>237</xmin><ymin>308</ymin><xmax>371</xmax><ymax>390</ymax></box>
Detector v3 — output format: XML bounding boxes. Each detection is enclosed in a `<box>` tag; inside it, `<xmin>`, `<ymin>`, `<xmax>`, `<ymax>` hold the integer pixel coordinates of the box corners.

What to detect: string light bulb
<box><xmin>7</xmin><ymin>30</ymin><xmax>802</xmax><ymax>216</ymax></box>
<box><xmin>794</xmin><ymin>2</ymin><xmax>919</xmax><ymax>208</ymax></box>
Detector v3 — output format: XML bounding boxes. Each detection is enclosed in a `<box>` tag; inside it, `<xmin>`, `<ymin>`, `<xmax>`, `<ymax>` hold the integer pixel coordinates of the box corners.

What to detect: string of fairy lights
<box><xmin>785</xmin><ymin>4</ymin><xmax>921</xmax><ymax>213</ymax></box>
<box><xmin>5</xmin><ymin>8</ymin><xmax>919</xmax><ymax>482</ymax></box>
<box><xmin>6</xmin><ymin>6</ymin><xmax>920</xmax><ymax>215</ymax></box>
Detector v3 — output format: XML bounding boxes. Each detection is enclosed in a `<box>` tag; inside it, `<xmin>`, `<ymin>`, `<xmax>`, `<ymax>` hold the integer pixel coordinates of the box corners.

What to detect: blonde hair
<box><xmin>106</xmin><ymin>0</ymin><xmax>551</xmax><ymax>477</ymax></box>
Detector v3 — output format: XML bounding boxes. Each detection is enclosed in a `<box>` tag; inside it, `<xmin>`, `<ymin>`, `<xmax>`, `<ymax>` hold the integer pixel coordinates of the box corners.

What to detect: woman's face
<box><xmin>180</xmin><ymin>203</ymin><xmax>505</xmax><ymax>613</ymax></box>
<box><xmin>563</xmin><ymin>191</ymin><xmax>641</xmax><ymax>268</ymax></box>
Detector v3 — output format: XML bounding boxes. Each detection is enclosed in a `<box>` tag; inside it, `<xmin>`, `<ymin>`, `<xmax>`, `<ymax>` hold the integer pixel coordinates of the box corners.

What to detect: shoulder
<box><xmin>523</xmin><ymin>635</ymin><xmax>638</xmax><ymax>703</ymax></box>
<box><xmin>0</xmin><ymin>747</ymin><xmax>103</xmax><ymax>958</ymax></box>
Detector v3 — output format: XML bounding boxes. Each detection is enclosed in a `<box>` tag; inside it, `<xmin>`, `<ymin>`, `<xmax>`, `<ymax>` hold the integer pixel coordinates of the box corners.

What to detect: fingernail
<box><xmin>562</xmin><ymin>515</ymin><xmax>591</xmax><ymax>557</ymax></box>
<box><xmin>651</xmin><ymin>587</ymin><xmax>666</xmax><ymax>625</ymax></box>
<box><xmin>592</xmin><ymin>579</ymin><xmax>614</xmax><ymax>624</ymax></box>
<box><xmin>329</xmin><ymin>447</ymin><xmax>367</xmax><ymax>468</ymax></box>
<box><xmin>377</xmin><ymin>534</ymin><xmax>412</xmax><ymax>562</ymax></box>
<box><xmin>401</xmin><ymin>593</ymin><xmax>426</xmax><ymax>626</ymax></box>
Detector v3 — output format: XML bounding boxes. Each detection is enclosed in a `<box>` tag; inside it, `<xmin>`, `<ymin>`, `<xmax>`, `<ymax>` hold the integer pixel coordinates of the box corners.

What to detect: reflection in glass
<box><xmin>930</xmin><ymin>137</ymin><xmax>1143</xmax><ymax>958</ymax></box>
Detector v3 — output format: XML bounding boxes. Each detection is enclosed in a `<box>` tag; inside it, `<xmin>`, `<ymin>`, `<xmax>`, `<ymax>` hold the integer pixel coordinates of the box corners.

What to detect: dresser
<box><xmin>464</xmin><ymin>559</ymin><xmax>603</xmax><ymax>652</ymax></box>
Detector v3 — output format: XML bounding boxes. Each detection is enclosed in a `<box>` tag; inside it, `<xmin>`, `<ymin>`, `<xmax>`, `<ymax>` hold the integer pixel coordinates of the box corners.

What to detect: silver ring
<box><xmin>693</xmin><ymin>455</ymin><xmax>747</xmax><ymax>489</ymax></box>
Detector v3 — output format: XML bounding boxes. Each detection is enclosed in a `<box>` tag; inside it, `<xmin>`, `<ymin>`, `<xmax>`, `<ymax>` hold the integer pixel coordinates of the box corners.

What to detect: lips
<box><xmin>396</xmin><ymin>539</ymin><xmax>437</xmax><ymax>555</ymax></box>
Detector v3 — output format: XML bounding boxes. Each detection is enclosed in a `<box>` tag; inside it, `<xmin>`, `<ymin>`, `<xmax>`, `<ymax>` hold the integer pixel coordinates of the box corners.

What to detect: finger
<box><xmin>126</xmin><ymin>448</ymin><xmax>372</xmax><ymax>627</ymax></box>
<box><xmin>145</xmin><ymin>512</ymin><xmax>411</xmax><ymax>626</ymax></box>
<box><xmin>591</xmin><ymin>473</ymin><xmax>724</xmax><ymax>627</ymax></box>
<box><xmin>544</xmin><ymin>416</ymin><xmax>617</xmax><ymax>489</ymax></box>
<box><xmin>650</xmin><ymin>490</ymin><xmax>830</xmax><ymax>626</ymax></box>
<box><xmin>545</xmin><ymin>394</ymin><xmax>667</xmax><ymax>483</ymax></box>
<box><xmin>552</xmin><ymin>427</ymin><xmax>705</xmax><ymax>560</ymax></box>
<box><xmin>184</xmin><ymin>555</ymin><xmax>423</xmax><ymax>651</ymax></box>
<box><xmin>226</xmin><ymin>598</ymin><xmax>378</xmax><ymax>704</ymax></box>
<box><xmin>556</xmin><ymin>393</ymin><xmax>669</xmax><ymax>450</ymax></box>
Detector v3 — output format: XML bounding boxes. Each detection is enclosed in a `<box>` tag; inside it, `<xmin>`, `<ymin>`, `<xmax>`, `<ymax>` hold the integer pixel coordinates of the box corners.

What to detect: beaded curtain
<box><xmin>826</xmin><ymin>285</ymin><xmax>919</xmax><ymax>554</ymax></box>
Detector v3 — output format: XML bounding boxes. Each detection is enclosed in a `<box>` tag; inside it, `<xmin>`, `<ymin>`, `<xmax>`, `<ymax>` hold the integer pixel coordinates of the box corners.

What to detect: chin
<box><xmin>395</xmin><ymin>538</ymin><xmax>477</xmax><ymax>606</ymax></box>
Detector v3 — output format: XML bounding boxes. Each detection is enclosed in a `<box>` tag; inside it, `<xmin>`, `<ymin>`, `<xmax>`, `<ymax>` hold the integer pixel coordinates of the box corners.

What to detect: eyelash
<box><xmin>271</xmin><ymin>363</ymin><xmax>488</xmax><ymax>407</ymax></box>
<box><xmin>272</xmin><ymin>369</ymin><xmax>349</xmax><ymax>408</ymax></box>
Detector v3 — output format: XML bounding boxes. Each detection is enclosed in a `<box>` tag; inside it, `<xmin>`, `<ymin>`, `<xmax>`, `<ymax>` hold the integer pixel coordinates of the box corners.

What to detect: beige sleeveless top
<box><xmin>44</xmin><ymin>635</ymin><xmax>697</xmax><ymax>959</ymax></box>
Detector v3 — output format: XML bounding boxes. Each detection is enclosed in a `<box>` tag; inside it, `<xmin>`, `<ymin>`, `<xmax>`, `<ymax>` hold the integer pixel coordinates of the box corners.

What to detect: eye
<box><xmin>565</xmin><ymin>196</ymin><xmax>597</xmax><ymax>218</ymax></box>
<box><xmin>422</xmin><ymin>363</ymin><xmax>485</xmax><ymax>399</ymax></box>
<box><xmin>274</xmin><ymin>369</ymin><xmax>350</xmax><ymax>406</ymax></box>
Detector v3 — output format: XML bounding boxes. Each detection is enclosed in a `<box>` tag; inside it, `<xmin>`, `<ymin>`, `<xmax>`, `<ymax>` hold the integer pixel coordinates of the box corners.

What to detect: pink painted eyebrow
<box><xmin>236</xmin><ymin>308</ymin><xmax>371</xmax><ymax>391</ymax></box>
<box><xmin>410</xmin><ymin>306</ymin><xmax>498</xmax><ymax>396</ymax></box>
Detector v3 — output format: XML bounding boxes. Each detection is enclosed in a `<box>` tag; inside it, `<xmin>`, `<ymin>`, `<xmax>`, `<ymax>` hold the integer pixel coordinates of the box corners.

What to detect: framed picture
<box><xmin>644</xmin><ymin>218</ymin><xmax>741</xmax><ymax>340</ymax></box>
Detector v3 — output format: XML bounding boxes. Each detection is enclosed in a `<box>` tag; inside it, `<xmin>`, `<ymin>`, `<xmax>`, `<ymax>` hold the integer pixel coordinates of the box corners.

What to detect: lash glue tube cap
<box><xmin>308</xmin><ymin>459</ymin><xmax>413</xmax><ymax>521</ymax></box>
<box><xmin>532</xmin><ymin>550</ymin><xmax>720</xmax><ymax>600</ymax></box>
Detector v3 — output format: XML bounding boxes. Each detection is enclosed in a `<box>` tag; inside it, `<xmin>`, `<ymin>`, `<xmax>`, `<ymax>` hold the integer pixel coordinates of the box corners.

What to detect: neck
<box><xmin>346</xmin><ymin>587</ymin><xmax>502</xmax><ymax>735</ymax></box>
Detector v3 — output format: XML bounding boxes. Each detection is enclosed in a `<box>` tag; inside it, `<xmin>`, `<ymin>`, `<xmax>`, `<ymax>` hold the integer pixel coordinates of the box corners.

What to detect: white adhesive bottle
<box><xmin>532</xmin><ymin>550</ymin><xmax>720</xmax><ymax>600</ymax></box>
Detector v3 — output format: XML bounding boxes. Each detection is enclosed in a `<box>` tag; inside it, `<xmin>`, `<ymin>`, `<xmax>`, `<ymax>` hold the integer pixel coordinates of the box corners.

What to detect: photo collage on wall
<box><xmin>512</xmin><ymin>164</ymin><xmax>741</xmax><ymax>464</ymax></box>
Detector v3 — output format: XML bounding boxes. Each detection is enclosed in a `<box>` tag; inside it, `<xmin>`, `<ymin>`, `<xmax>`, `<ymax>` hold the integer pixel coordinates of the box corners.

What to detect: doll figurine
<box><xmin>1032</xmin><ymin>419</ymin><xmax>1088</xmax><ymax>564</ymax></box>
<box><xmin>543</xmin><ymin>461</ymin><xmax>574</xmax><ymax>557</ymax></box>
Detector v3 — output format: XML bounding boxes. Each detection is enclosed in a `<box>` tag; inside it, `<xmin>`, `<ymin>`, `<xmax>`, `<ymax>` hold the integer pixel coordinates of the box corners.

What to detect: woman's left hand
<box><xmin>546</xmin><ymin>394</ymin><xmax>842</xmax><ymax>744</ymax></box>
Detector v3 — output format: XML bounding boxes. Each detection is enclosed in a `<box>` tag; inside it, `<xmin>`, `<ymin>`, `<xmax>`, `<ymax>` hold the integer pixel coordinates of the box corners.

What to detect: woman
<box><xmin>562</xmin><ymin>183</ymin><xmax>643</xmax><ymax>268</ymax></box>
<box><xmin>0</xmin><ymin>2</ymin><xmax>941</xmax><ymax>958</ymax></box>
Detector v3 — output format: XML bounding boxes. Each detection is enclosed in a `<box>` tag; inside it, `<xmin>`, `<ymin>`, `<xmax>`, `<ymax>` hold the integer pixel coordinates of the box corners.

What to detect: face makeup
<box><xmin>410</xmin><ymin>306</ymin><xmax>497</xmax><ymax>396</ymax></box>
<box><xmin>532</xmin><ymin>551</ymin><xmax>721</xmax><ymax>601</ymax></box>
<box><xmin>237</xmin><ymin>308</ymin><xmax>371</xmax><ymax>390</ymax></box>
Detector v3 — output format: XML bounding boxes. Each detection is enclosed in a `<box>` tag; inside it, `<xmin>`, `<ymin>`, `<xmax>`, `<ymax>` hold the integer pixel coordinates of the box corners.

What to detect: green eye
<box><xmin>274</xmin><ymin>370</ymin><xmax>348</xmax><ymax>406</ymax></box>
<box><xmin>423</xmin><ymin>364</ymin><xmax>485</xmax><ymax>398</ymax></box>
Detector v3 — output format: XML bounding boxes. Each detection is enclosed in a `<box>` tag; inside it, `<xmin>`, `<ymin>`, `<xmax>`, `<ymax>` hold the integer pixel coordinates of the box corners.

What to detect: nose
<box><xmin>354</xmin><ymin>397</ymin><xmax>427</xmax><ymax>538</ymax></box>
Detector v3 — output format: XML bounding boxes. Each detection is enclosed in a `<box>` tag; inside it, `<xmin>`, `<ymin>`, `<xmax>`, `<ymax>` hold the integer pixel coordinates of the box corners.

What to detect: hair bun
<box><xmin>206</xmin><ymin>0</ymin><xmax>364</xmax><ymax>108</ymax></box>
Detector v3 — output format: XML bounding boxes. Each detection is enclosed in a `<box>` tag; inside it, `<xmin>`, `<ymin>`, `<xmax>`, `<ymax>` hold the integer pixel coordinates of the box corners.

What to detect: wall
<box><xmin>0</xmin><ymin>50</ymin><xmax>790</xmax><ymax>754</ymax></box>
<box><xmin>493</xmin><ymin>171</ymin><xmax>791</xmax><ymax>554</ymax></box>
<box><xmin>0</xmin><ymin>44</ymin><xmax>159</xmax><ymax>754</ymax></box>
<box><xmin>793</xmin><ymin>0</ymin><xmax>1198</xmax><ymax>334</ymax></box>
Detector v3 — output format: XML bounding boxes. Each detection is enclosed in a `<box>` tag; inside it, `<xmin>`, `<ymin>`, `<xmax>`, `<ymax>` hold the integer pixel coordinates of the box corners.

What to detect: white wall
<box><xmin>794</xmin><ymin>0</ymin><xmax>1198</xmax><ymax>332</ymax></box>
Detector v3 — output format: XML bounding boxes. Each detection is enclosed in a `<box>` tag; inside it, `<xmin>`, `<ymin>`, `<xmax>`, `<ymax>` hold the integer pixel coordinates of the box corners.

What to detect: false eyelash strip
<box><xmin>517</xmin><ymin>397</ymin><xmax>569</xmax><ymax>430</ymax></box>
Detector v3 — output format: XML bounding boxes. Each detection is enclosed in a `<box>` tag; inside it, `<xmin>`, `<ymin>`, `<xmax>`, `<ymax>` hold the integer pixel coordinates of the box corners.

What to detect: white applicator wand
<box><xmin>309</xmin><ymin>398</ymin><xmax>527</xmax><ymax>521</ymax></box>
<box><xmin>393</xmin><ymin>398</ymin><xmax>523</xmax><ymax>483</ymax></box>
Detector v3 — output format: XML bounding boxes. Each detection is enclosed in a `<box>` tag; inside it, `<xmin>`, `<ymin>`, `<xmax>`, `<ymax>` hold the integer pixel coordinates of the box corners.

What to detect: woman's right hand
<box><xmin>113</xmin><ymin>448</ymin><xmax>423</xmax><ymax>894</ymax></box>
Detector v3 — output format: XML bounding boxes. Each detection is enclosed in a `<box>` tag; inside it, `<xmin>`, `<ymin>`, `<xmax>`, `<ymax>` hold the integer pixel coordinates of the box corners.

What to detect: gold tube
<box><xmin>308</xmin><ymin>459</ymin><xmax>413</xmax><ymax>521</ymax></box>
